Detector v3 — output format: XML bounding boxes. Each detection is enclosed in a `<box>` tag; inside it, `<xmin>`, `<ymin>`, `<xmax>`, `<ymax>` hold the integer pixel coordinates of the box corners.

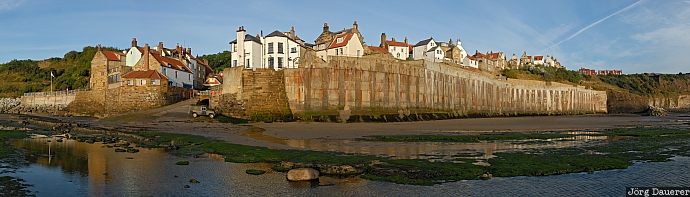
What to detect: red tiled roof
<box><xmin>386</xmin><ymin>40</ymin><xmax>409</xmax><ymax>47</ymax></box>
<box><xmin>102</xmin><ymin>50</ymin><xmax>125</xmax><ymax>61</ymax></box>
<box><xmin>151</xmin><ymin>52</ymin><xmax>193</xmax><ymax>73</ymax></box>
<box><xmin>122</xmin><ymin>70</ymin><xmax>167</xmax><ymax>80</ymax></box>
<box><xmin>328</xmin><ymin>32</ymin><xmax>354</xmax><ymax>49</ymax></box>
<box><xmin>472</xmin><ymin>52</ymin><xmax>502</xmax><ymax>60</ymax></box>
<box><xmin>368</xmin><ymin>46</ymin><xmax>388</xmax><ymax>54</ymax></box>
<box><xmin>534</xmin><ymin>56</ymin><xmax>544</xmax><ymax>61</ymax></box>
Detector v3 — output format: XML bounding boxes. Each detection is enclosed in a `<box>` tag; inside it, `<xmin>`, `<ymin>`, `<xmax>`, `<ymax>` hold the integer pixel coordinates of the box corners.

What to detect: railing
<box><xmin>23</xmin><ymin>89</ymin><xmax>87</xmax><ymax>97</ymax></box>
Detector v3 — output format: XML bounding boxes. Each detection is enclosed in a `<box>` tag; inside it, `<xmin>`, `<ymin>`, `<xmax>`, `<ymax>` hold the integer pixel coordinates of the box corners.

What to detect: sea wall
<box><xmin>217</xmin><ymin>56</ymin><xmax>607</xmax><ymax>121</ymax></box>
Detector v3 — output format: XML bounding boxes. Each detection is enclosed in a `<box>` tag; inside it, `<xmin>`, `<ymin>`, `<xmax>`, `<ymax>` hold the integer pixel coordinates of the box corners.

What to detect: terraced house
<box><xmin>229</xmin><ymin>26</ymin><xmax>310</xmax><ymax>70</ymax></box>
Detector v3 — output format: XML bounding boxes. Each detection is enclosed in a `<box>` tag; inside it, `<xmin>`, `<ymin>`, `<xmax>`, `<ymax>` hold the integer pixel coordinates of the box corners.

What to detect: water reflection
<box><xmin>241</xmin><ymin>130</ymin><xmax>611</xmax><ymax>160</ymax></box>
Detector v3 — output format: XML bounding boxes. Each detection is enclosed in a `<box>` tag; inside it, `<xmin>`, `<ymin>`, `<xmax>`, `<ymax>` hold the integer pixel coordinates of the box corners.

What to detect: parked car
<box><xmin>189</xmin><ymin>105</ymin><xmax>215</xmax><ymax>118</ymax></box>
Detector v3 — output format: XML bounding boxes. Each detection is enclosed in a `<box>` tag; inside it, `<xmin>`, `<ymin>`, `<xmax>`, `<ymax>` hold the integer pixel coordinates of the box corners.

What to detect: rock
<box><xmin>126</xmin><ymin>148</ymin><xmax>139</xmax><ymax>153</ymax></box>
<box><xmin>189</xmin><ymin>178</ymin><xmax>200</xmax><ymax>184</ymax></box>
<box><xmin>481</xmin><ymin>172</ymin><xmax>493</xmax><ymax>180</ymax></box>
<box><xmin>176</xmin><ymin>161</ymin><xmax>190</xmax><ymax>165</ymax></box>
<box><xmin>184</xmin><ymin>185</ymin><xmax>190</xmax><ymax>189</ymax></box>
<box><xmin>272</xmin><ymin>161</ymin><xmax>295</xmax><ymax>172</ymax></box>
<box><xmin>114</xmin><ymin>148</ymin><xmax>127</xmax><ymax>152</ymax></box>
<box><xmin>319</xmin><ymin>165</ymin><xmax>362</xmax><ymax>176</ymax></box>
<box><xmin>245</xmin><ymin>169</ymin><xmax>266</xmax><ymax>175</ymax></box>
<box><xmin>286</xmin><ymin>168</ymin><xmax>319</xmax><ymax>181</ymax></box>
<box><xmin>646</xmin><ymin>105</ymin><xmax>667</xmax><ymax>116</ymax></box>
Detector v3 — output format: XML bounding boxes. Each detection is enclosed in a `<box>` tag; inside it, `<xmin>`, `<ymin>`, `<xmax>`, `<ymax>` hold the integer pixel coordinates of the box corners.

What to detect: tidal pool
<box><xmin>3</xmin><ymin>137</ymin><xmax>690</xmax><ymax>196</ymax></box>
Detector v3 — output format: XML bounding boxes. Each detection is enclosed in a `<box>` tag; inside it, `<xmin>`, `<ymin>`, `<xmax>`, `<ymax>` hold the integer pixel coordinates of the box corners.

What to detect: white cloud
<box><xmin>0</xmin><ymin>0</ymin><xmax>24</xmax><ymax>11</ymax></box>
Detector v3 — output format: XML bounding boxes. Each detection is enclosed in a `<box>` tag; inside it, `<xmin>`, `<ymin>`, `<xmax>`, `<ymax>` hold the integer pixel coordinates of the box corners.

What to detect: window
<box><xmin>277</xmin><ymin>43</ymin><xmax>284</xmax><ymax>54</ymax></box>
<box><xmin>356</xmin><ymin>50</ymin><xmax>360</xmax><ymax>57</ymax></box>
<box><xmin>175</xmin><ymin>71</ymin><xmax>178</xmax><ymax>78</ymax></box>
<box><xmin>340</xmin><ymin>48</ymin><xmax>344</xmax><ymax>55</ymax></box>
<box><xmin>189</xmin><ymin>74</ymin><xmax>191</xmax><ymax>80</ymax></box>
<box><xmin>397</xmin><ymin>53</ymin><xmax>400</xmax><ymax>58</ymax></box>
<box><xmin>152</xmin><ymin>79</ymin><xmax>160</xmax><ymax>85</ymax></box>
<box><xmin>162</xmin><ymin>68</ymin><xmax>166</xmax><ymax>74</ymax></box>
<box><xmin>337</xmin><ymin>37</ymin><xmax>343</xmax><ymax>43</ymax></box>
<box><xmin>246</xmin><ymin>59</ymin><xmax>250</xmax><ymax>68</ymax></box>
<box><xmin>291</xmin><ymin>47</ymin><xmax>297</xmax><ymax>53</ymax></box>
<box><xmin>233</xmin><ymin>60</ymin><xmax>237</xmax><ymax>67</ymax></box>
<box><xmin>138</xmin><ymin>79</ymin><xmax>146</xmax><ymax>86</ymax></box>
<box><xmin>268</xmin><ymin>43</ymin><xmax>274</xmax><ymax>54</ymax></box>
<box><xmin>127</xmin><ymin>80</ymin><xmax>133</xmax><ymax>86</ymax></box>
<box><xmin>268</xmin><ymin>57</ymin><xmax>275</xmax><ymax>68</ymax></box>
<box><xmin>278</xmin><ymin>57</ymin><xmax>283</xmax><ymax>68</ymax></box>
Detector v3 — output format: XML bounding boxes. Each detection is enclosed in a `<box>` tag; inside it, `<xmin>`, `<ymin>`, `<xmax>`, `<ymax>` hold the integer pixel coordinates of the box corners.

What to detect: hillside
<box><xmin>0</xmin><ymin>46</ymin><xmax>119</xmax><ymax>97</ymax></box>
<box><xmin>198</xmin><ymin>51</ymin><xmax>231</xmax><ymax>73</ymax></box>
<box><xmin>502</xmin><ymin>67</ymin><xmax>690</xmax><ymax>113</ymax></box>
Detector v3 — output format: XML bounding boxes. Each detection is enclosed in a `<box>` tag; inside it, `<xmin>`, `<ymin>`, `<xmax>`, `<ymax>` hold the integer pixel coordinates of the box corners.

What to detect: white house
<box><xmin>534</xmin><ymin>55</ymin><xmax>544</xmax><ymax>65</ymax></box>
<box><xmin>313</xmin><ymin>21</ymin><xmax>365</xmax><ymax>61</ymax></box>
<box><xmin>263</xmin><ymin>30</ymin><xmax>303</xmax><ymax>69</ymax></box>
<box><xmin>425</xmin><ymin>46</ymin><xmax>445</xmax><ymax>62</ymax></box>
<box><xmin>412</xmin><ymin>37</ymin><xmax>438</xmax><ymax>61</ymax></box>
<box><xmin>229</xmin><ymin>26</ymin><xmax>263</xmax><ymax>69</ymax></box>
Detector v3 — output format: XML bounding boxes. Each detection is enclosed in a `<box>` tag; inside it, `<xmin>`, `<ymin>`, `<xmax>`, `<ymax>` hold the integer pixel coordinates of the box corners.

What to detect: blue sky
<box><xmin>1</xmin><ymin>0</ymin><xmax>688</xmax><ymax>73</ymax></box>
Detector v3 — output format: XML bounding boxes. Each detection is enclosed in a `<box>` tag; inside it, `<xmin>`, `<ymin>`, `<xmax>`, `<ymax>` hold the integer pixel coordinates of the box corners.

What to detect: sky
<box><xmin>0</xmin><ymin>0</ymin><xmax>688</xmax><ymax>74</ymax></box>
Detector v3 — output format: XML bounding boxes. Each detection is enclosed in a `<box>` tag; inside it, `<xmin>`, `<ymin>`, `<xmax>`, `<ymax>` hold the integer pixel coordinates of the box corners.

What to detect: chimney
<box><xmin>236</xmin><ymin>26</ymin><xmax>246</xmax><ymax>68</ymax></box>
<box><xmin>290</xmin><ymin>26</ymin><xmax>295</xmax><ymax>36</ymax></box>
<box><xmin>178</xmin><ymin>47</ymin><xmax>184</xmax><ymax>62</ymax></box>
<box><xmin>157</xmin><ymin>42</ymin><xmax>164</xmax><ymax>54</ymax></box>
<box><xmin>404</xmin><ymin>37</ymin><xmax>408</xmax><ymax>44</ymax></box>
<box><xmin>323</xmin><ymin>22</ymin><xmax>329</xmax><ymax>33</ymax></box>
<box><xmin>143</xmin><ymin>44</ymin><xmax>150</xmax><ymax>71</ymax></box>
<box><xmin>352</xmin><ymin>20</ymin><xmax>358</xmax><ymax>32</ymax></box>
<box><xmin>186</xmin><ymin>48</ymin><xmax>191</xmax><ymax>56</ymax></box>
<box><xmin>380</xmin><ymin>33</ymin><xmax>387</xmax><ymax>48</ymax></box>
<box><xmin>131</xmin><ymin>37</ymin><xmax>137</xmax><ymax>47</ymax></box>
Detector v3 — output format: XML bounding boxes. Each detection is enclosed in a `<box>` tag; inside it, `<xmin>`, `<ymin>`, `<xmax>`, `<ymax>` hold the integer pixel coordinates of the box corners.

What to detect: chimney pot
<box><xmin>131</xmin><ymin>37</ymin><xmax>137</xmax><ymax>47</ymax></box>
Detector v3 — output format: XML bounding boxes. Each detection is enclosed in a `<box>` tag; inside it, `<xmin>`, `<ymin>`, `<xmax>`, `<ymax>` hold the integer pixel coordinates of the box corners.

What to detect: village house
<box><xmin>471</xmin><ymin>51</ymin><xmax>507</xmax><ymax>73</ymax></box>
<box><xmin>534</xmin><ymin>55</ymin><xmax>545</xmax><ymax>65</ymax></box>
<box><xmin>438</xmin><ymin>38</ymin><xmax>469</xmax><ymax>65</ymax></box>
<box><xmin>262</xmin><ymin>27</ymin><xmax>305</xmax><ymax>69</ymax></box>
<box><xmin>90</xmin><ymin>46</ymin><xmax>128</xmax><ymax>92</ymax></box>
<box><xmin>377</xmin><ymin>33</ymin><xmax>411</xmax><ymax>60</ymax></box>
<box><xmin>123</xmin><ymin>38</ymin><xmax>211</xmax><ymax>89</ymax></box>
<box><xmin>313</xmin><ymin>22</ymin><xmax>365</xmax><ymax>61</ymax></box>
<box><xmin>508</xmin><ymin>54</ymin><xmax>520</xmax><ymax>69</ymax></box>
<box><xmin>412</xmin><ymin>37</ymin><xmax>442</xmax><ymax>62</ymax></box>
<box><xmin>229</xmin><ymin>26</ymin><xmax>310</xmax><ymax>70</ymax></box>
<box><xmin>230</xmin><ymin>26</ymin><xmax>263</xmax><ymax>69</ymax></box>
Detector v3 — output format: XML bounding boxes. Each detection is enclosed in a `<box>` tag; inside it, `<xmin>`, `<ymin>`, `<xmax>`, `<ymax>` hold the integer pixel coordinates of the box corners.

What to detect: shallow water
<box><xmin>242</xmin><ymin>129</ymin><xmax>610</xmax><ymax>160</ymax></box>
<box><xmin>3</xmin><ymin>138</ymin><xmax>690</xmax><ymax>196</ymax></box>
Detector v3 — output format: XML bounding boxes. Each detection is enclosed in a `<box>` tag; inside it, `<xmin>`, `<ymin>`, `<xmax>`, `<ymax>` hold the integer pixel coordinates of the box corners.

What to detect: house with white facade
<box><xmin>123</xmin><ymin>38</ymin><xmax>206</xmax><ymax>89</ymax></box>
<box><xmin>313</xmin><ymin>21</ymin><xmax>365</xmax><ymax>61</ymax></box>
<box><xmin>263</xmin><ymin>30</ymin><xmax>303</xmax><ymax>69</ymax></box>
<box><xmin>534</xmin><ymin>55</ymin><xmax>544</xmax><ymax>65</ymax></box>
<box><xmin>412</xmin><ymin>37</ymin><xmax>440</xmax><ymax>61</ymax></box>
<box><xmin>229</xmin><ymin>26</ymin><xmax>263</xmax><ymax>69</ymax></box>
<box><xmin>378</xmin><ymin>33</ymin><xmax>411</xmax><ymax>60</ymax></box>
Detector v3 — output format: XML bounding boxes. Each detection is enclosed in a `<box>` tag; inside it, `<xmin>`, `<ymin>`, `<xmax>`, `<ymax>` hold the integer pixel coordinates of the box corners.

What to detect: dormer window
<box><xmin>337</xmin><ymin>37</ymin><xmax>344</xmax><ymax>43</ymax></box>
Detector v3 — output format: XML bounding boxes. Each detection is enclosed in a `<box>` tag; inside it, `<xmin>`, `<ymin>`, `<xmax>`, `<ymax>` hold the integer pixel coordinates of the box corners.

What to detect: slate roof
<box><xmin>414</xmin><ymin>38</ymin><xmax>434</xmax><ymax>47</ymax></box>
<box><xmin>229</xmin><ymin>34</ymin><xmax>262</xmax><ymax>44</ymax></box>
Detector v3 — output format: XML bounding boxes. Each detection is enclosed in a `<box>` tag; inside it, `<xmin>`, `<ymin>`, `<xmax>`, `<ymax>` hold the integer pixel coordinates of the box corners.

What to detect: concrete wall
<box><xmin>20</xmin><ymin>91</ymin><xmax>77</xmax><ymax>107</ymax></box>
<box><xmin>218</xmin><ymin>56</ymin><xmax>607</xmax><ymax>121</ymax></box>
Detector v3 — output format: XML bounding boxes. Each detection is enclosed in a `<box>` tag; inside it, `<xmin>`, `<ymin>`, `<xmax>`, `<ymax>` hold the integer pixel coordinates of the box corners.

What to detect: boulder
<box><xmin>646</xmin><ymin>105</ymin><xmax>667</xmax><ymax>116</ymax></box>
<box><xmin>286</xmin><ymin>168</ymin><xmax>319</xmax><ymax>181</ymax></box>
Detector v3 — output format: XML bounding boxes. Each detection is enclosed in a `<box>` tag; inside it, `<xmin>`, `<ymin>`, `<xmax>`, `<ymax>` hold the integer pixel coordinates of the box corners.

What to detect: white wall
<box><xmin>263</xmin><ymin>36</ymin><xmax>302</xmax><ymax>70</ymax></box>
<box><xmin>388</xmin><ymin>46</ymin><xmax>409</xmax><ymax>60</ymax></box>
<box><xmin>125</xmin><ymin>47</ymin><xmax>142</xmax><ymax>67</ymax></box>
<box><xmin>161</xmin><ymin>66</ymin><xmax>193</xmax><ymax>88</ymax></box>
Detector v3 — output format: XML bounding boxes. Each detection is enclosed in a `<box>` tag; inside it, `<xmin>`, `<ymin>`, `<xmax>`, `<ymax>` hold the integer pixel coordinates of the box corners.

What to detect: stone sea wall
<box><xmin>217</xmin><ymin>56</ymin><xmax>607</xmax><ymax>121</ymax></box>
